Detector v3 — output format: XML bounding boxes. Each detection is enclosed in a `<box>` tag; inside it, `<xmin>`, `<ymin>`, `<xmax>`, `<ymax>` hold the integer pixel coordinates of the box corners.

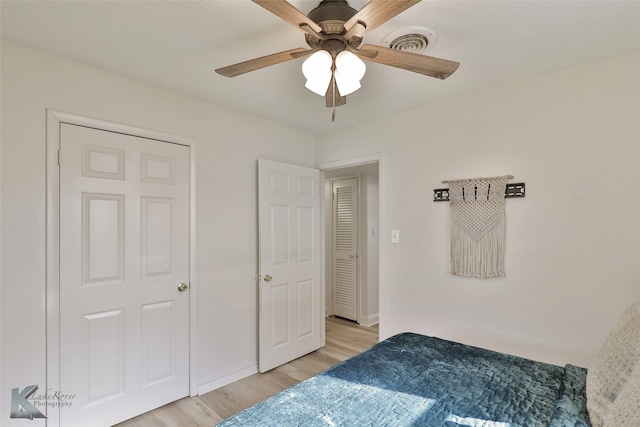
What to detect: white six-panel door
<box><xmin>258</xmin><ymin>159</ymin><xmax>323</xmax><ymax>373</ymax></box>
<box><xmin>59</xmin><ymin>124</ymin><xmax>190</xmax><ymax>426</ymax></box>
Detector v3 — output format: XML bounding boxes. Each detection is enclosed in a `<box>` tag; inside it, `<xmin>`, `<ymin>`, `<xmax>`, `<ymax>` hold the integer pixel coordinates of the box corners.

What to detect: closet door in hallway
<box><xmin>332</xmin><ymin>177</ymin><xmax>358</xmax><ymax>321</ymax></box>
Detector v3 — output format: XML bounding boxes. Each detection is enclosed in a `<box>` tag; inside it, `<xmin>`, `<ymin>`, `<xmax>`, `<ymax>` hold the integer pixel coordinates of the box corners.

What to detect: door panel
<box><xmin>83</xmin><ymin>194</ymin><xmax>124</xmax><ymax>284</ymax></box>
<box><xmin>82</xmin><ymin>309</ymin><xmax>124</xmax><ymax>406</ymax></box>
<box><xmin>59</xmin><ymin>124</ymin><xmax>190</xmax><ymax>426</ymax></box>
<box><xmin>141</xmin><ymin>197</ymin><xmax>174</xmax><ymax>276</ymax></box>
<box><xmin>297</xmin><ymin>279</ymin><xmax>314</xmax><ymax>336</ymax></box>
<box><xmin>258</xmin><ymin>159</ymin><xmax>322</xmax><ymax>373</ymax></box>
<box><xmin>141</xmin><ymin>300</ymin><xmax>176</xmax><ymax>387</ymax></box>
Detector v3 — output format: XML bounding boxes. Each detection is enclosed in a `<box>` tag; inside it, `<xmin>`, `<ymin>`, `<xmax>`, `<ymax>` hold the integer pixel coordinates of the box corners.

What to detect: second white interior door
<box><xmin>257</xmin><ymin>159</ymin><xmax>323</xmax><ymax>373</ymax></box>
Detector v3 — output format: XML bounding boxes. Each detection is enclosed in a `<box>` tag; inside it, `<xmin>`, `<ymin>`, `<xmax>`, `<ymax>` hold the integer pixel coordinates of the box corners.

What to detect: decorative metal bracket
<box><xmin>434</xmin><ymin>183</ymin><xmax>525</xmax><ymax>202</ymax></box>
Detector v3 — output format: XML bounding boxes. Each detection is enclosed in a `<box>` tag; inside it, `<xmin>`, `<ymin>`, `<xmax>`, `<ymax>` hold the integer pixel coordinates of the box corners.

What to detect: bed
<box><xmin>217</xmin><ymin>301</ymin><xmax>640</xmax><ymax>426</ymax></box>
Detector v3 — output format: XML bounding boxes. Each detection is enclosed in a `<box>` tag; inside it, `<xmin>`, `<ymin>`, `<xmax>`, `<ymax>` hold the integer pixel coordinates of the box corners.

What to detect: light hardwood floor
<box><xmin>114</xmin><ymin>317</ymin><xmax>379</xmax><ymax>427</ymax></box>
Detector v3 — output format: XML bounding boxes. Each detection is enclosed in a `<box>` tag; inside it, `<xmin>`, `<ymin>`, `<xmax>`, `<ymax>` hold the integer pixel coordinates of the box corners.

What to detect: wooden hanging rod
<box><xmin>433</xmin><ymin>183</ymin><xmax>525</xmax><ymax>202</ymax></box>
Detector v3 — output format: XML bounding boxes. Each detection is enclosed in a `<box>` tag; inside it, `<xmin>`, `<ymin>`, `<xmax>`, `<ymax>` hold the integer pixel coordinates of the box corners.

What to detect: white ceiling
<box><xmin>2</xmin><ymin>1</ymin><xmax>640</xmax><ymax>135</ymax></box>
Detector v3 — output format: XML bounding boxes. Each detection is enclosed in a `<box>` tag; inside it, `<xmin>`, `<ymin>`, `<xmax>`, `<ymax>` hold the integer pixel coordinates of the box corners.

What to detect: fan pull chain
<box><xmin>331</xmin><ymin>70</ymin><xmax>337</xmax><ymax>122</ymax></box>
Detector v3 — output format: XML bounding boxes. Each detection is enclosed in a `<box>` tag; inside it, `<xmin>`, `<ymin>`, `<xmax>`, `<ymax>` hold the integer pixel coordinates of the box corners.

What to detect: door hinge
<box><xmin>57</xmin><ymin>150</ymin><xmax>61</xmax><ymax>166</ymax></box>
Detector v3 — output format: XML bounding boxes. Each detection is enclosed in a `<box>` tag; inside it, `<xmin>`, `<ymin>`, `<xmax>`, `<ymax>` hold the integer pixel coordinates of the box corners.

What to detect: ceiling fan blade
<box><xmin>359</xmin><ymin>44</ymin><xmax>459</xmax><ymax>79</ymax></box>
<box><xmin>252</xmin><ymin>0</ymin><xmax>322</xmax><ymax>34</ymax></box>
<box><xmin>291</xmin><ymin>47</ymin><xmax>320</xmax><ymax>59</ymax></box>
<box><xmin>326</xmin><ymin>78</ymin><xmax>347</xmax><ymax>108</ymax></box>
<box><xmin>344</xmin><ymin>0</ymin><xmax>421</xmax><ymax>36</ymax></box>
<box><xmin>346</xmin><ymin>45</ymin><xmax>377</xmax><ymax>59</ymax></box>
<box><xmin>215</xmin><ymin>48</ymin><xmax>308</xmax><ymax>77</ymax></box>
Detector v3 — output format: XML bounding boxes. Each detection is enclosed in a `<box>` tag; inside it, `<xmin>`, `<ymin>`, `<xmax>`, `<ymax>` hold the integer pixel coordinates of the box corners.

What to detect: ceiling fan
<box><xmin>215</xmin><ymin>0</ymin><xmax>460</xmax><ymax>114</ymax></box>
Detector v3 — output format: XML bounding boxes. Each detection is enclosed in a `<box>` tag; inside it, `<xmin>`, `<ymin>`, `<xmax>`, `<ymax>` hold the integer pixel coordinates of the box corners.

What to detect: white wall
<box><xmin>357</xmin><ymin>173</ymin><xmax>380</xmax><ymax>326</ymax></box>
<box><xmin>364</xmin><ymin>174</ymin><xmax>379</xmax><ymax>326</ymax></box>
<box><xmin>0</xmin><ymin>39</ymin><xmax>315</xmax><ymax>424</ymax></box>
<box><xmin>316</xmin><ymin>50</ymin><xmax>640</xmax><ymax>367</ymax></box>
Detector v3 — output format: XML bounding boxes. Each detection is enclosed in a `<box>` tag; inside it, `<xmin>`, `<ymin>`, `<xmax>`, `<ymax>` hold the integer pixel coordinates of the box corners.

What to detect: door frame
<box><xmin>317</xmin><ymin>153</ymin><xmax>384</xmax><ymax>327</ymax></box>
<box><xmin>45</xmin><ymin>110</ymin><xmax>199</xmax><ymax>426</ymax></box>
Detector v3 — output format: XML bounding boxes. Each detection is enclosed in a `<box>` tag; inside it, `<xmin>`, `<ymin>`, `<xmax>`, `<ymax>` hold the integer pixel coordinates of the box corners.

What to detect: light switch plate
<box><xmin>391</xmin><ymin>230</ymin><xmax>400</xmax><ymax>244</ymax></box>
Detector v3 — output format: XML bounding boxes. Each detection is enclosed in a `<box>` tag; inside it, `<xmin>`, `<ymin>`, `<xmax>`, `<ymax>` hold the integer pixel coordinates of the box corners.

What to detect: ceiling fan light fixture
<box><xmin>302</xmin><ymin>50</ymin><xmax>333</xmax><ymax>96</ymax></box>
<box><xmin>334</xmin><ymin>50</ymin><xmax>366</xmax><ymax>96</ymax></box>
<box><xmin>216</xmin><ymin>0</ymin><xmax>460</xmax><ymax>113</ymax></box>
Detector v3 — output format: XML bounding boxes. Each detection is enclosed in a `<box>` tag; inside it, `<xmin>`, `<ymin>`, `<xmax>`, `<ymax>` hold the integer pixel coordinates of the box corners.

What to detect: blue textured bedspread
<box><xmin>217</xmin><ymin>333</ymin><xmax>590</xmax><ymax>426</ymax></box>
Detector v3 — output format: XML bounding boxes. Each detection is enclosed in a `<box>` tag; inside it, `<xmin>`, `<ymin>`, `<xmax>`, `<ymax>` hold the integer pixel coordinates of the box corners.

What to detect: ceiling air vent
<box><xmin>381</xmin><ymin>26</ymin><xmax>438</xmax><ymax>54</ymax></box>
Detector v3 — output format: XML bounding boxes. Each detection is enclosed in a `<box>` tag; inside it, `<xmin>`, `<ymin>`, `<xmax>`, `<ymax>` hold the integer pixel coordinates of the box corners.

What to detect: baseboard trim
<box><xmin>197</xmin><ymin>363</ymin><xmax>258</xmax><ymax>395</ymax></box>
<box><xmin>360</xmin><ymin>313</ymin><xmax>379</xmax><ymax>327</ymax></box>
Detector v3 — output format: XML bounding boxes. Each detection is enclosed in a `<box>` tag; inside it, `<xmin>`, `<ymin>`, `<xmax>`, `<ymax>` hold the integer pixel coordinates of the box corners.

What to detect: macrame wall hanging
<box><xmin>443</xmin><ymin>175</ymin><xmax>513</xmax><ymax>279</ymax></box>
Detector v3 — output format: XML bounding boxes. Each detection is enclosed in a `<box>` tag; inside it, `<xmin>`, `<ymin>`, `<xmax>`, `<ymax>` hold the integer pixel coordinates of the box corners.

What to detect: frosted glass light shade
<box><xmin>302</xmin><ymin>50</ymin><xmax>333</xmax><ymax>96</ymax></box>
<box><xmin>334</xmin><ymin>50</ymin><xmax>366</xmax><ymax>96</ymax></box>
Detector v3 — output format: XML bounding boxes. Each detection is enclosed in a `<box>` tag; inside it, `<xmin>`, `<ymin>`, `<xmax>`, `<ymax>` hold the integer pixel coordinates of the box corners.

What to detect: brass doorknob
<box><xmin>177</xmin><ymin>282</ymin><xmax>189</xmax><ymax>292</ymax></box>
<box><xmin>263</xmin><ymin>274</ymin><xmax>273</xmax><ymax>282</ymax></box>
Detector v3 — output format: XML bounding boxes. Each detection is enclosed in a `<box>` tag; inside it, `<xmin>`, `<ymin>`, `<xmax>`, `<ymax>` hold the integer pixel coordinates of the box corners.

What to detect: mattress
<box><xmin>217</xmin><ymin>332</ymin><xmax>590</xmax><ymax>426</ymax></box>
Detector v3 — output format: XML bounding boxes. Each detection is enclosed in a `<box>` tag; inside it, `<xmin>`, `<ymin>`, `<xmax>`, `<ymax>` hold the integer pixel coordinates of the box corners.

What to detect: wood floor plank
<box><xmin>114</xmin><ymin>317</ymin><xmax>378</xmax><ymax>426</ymax></box>
<box><xmin>175</xmin><ymin>398</ymin><xmax>223</xmax><ymax>425</ymax></box>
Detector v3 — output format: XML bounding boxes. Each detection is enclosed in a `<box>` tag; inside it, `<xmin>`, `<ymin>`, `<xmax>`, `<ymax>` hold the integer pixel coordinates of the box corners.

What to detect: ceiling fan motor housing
<box><xmin>305</xmin><ymin>0</ymin><xmax>360</xmax><ymax>50</ymax></box>
<box><xmin>307</xmin><ymin>0</ymin><xmax>357</xmax><ymax>27</ymax></box>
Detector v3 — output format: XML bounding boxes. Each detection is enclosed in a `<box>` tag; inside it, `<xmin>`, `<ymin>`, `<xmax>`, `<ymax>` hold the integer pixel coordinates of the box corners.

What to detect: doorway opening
<box><xmin>323</xmin><ymin>161</ymin><xmax>379</xmax><ymax>327</ymax></box>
